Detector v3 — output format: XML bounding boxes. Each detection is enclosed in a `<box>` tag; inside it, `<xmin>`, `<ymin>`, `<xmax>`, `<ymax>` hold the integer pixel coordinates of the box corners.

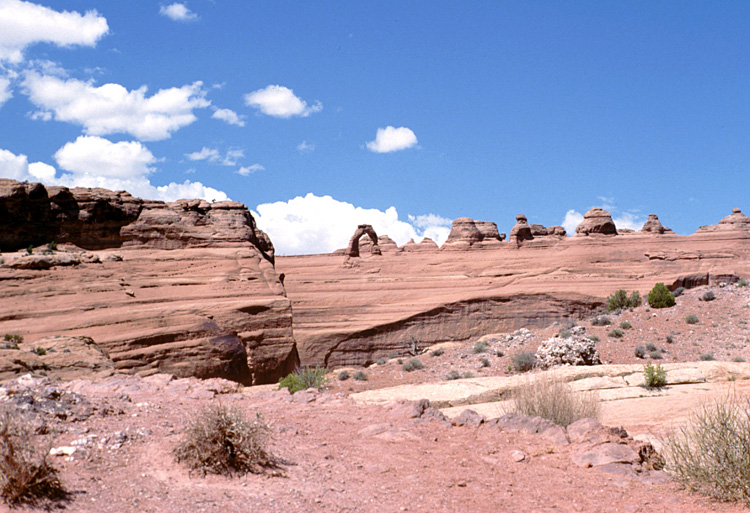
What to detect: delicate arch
<box><xmin>346</xmin><ymin>224</ymin><xmax>381</xmax><ymax>257</ymax></box>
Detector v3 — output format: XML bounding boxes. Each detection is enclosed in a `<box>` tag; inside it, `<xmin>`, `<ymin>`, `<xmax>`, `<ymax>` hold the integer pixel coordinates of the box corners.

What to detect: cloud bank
<box><xmin>22</xmin><ymin>72</ymin><xmax>210</xmax><ymax>140</ymax></box>
<box><xmin>253</xmin><ymin>193</ymin><xmax>452</xmax><ymax>255</ymax></box>
<box><xmin>366</xmin><ymin>126</ymin><xmax>418</xmax><ymax>153</ymax></box>
<box><xmin>0</xmin><ymin>0</ymin><xmax>109</xmax><ymax>63</ymax></box>
<box><xmin>244</xmin><ymin>85</ymin><xmax>322</xmax><ymax>118</ymax></box>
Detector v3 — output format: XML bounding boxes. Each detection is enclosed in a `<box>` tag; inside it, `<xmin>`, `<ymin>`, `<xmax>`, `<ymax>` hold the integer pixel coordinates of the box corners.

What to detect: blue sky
<box><xmin>1</xmin><ymin>1</ymin><xmax>748</xmax><ymax>254</ymax></box>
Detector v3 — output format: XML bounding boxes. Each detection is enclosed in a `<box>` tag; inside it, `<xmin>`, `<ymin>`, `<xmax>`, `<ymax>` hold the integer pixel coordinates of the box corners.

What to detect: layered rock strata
<box><xmin>442</xmin><ymin>217</ymin><xmax>504</xmax><ymax>250</ymax></box>
<box><xmin>0</xmin><ymin>180</ymin><xmax>297</xmax><ymax>385</ymax></box>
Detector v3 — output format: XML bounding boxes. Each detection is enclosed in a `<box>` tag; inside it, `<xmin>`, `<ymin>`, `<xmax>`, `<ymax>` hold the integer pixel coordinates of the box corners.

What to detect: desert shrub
<box><xmin>738</xmin><ymin>279</ymin><xmax>748</xmax><ymax>288</ymax></box>
<box><xmin>508</xmin><ymin>374</ymin><xmax>600</xmax><ymax>427</ymax></box>
<box><xmin>337</xmin><ymin>370</ymin><xmax>350</xmax><ymax>381</ymax></box>
<box><xmin>278</xmin><ymin>366</ymin><xmax>327</xmax><ymax>394</ymax></box>
<box><xmin>25</xmin><ymin>246</ymin><xmax>33</xmax><ymax>255</ymax></box>
<box><xmin>685</xmin><ymin>314</ymin><xmax>700</xmax><ymax>325</ymax></box>
<box><xmin>673</xmin><ymin>286</ymin><xmax>685</xmax><ymax>298</ymax></box>
<box><xmin>619</xmin><ymin>321</ymin><xmax>632</xmax><ymax>330</ymax></box>
<box><xmin>446</xmin><ymin>370</ymin><xmax>461</xmax><ymax>380</ymax></box>
<box><xmin>733</xmin><ymin>356</ymin><xmax>746</xmax><ymax>363</ymax></box>
<box><xmin>662</xmin><ymin>394</ymin><xmax>750</xmax><ymax>504</ymax></box>
<box><xmin>591</xmin><ymin>316</ymin><xmax>611</xmax><ymax>326</ymax></box>
<box><xmin>376</xmin><ymin>357</ymin><xmax>387</xmax><ymax>365</ymax></box>
<box><xmin>634</xmin><ymin>346</ymin><xmax>646</xmax><ymax>359</ymax></box>
<box><xmin>511</xmin><ymin>351</ymin><xmax>536</xmax><ymax>372</ymax></box>
<box><xmin>0</xmin><ymin>408</ymin><xmax>67</xmax><ymax>507</ymax></box>
<box><xmin>46</xmin><ymin>241</ymin><xmax>57</xmax><ymax>252</ymax></box>
<box><xmin>402</xmin><ymin>358</ymin><xmax>424</xmax><ymax>372</ymax></box>
<box><xmin>665</xmin><ymin>335</ymin><xmax>674</xmax><ymax>344</ymax></box>
<box><xmin>33</xmin><ymin>347</ymin><xmax>46</xmax><ymax>356</ymax></box>
<box><xmin>4</xmin><ymin>334</ymin><xmax>23</xmax><ymax>344</ymax></box>
<box><xmin>480</xmin><ymin>358</ymin><xmax>491</xmax><ymax>368</ymax></box>
<box><xmin>700</xmin><ymin>291</ymin><xmax>716</xmax><ymax>302</ymax></box>
<box><xmin>430</xmin><ymin>348</ymin><xmax>444</xmax><ymax>357</ymax></box>
<box><xmin>587</xmin><ymin>335</ymin><xmax>600</xmax><ymax>343</ymax></box>
<box><xmin>699</xmin><ymin>353</ymin><xmax>715</xmax><ymax>361</ymax></box>
<box><xmin>649</xmin><ymin>349</ymin><xmax>663</xmax><ymax>360</ymax></box>
<box><xmin>645</xmin><ymin>342</ymin><xmax>657</xmax><ymax>352</ymax></box>
<box><xmin>352</xmin><ymin>371</ymin><xmax>368</xmax><ymax>382</ymax></box>
<box><xmin>648</xmin><ymin>283</ymin><xmax>675</xmax><ymax>309</ymax></box>
<box><xmin>173</xmin><ymin>403</ymin><xmax>278</xmax><ymax>477</ymax></box>
<box><xmin>557</xmin><ymin>329</ymin><xmax>572</xmax><ymax>339</ymax></box>
<box><xmin>607</xmin><ymin>290</ymin><xmax>642</xmax><ymax>311</ymax></box>
<box><xmin>608</xmin><ymin>329</ymin><xmax>624</xmax><ymax>339</ymax></box>
<box><xmin>463</xmin><ymin>372</ymin><xmax>474</xmax><ymax>379</ymax></box>
<box><xmin>472</xmin><ymin>341</ymin><xmax>488</xmax><ymax>354</ymax></box>
<box><xmin>643</xmin><ymin>362</ymin><xmax>667</xmax><ymax>388</ymax></box>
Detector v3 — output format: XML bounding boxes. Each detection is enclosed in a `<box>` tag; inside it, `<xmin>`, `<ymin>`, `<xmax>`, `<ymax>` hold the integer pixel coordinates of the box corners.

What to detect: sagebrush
<box><xmin>662</xmin><ymin>394</ymin><xmax>750</xmax><ymax>504</ymax></box>
<box><xmin>0</xmin><ymin>408</ymin><xmax>68</xmax><ymax>507</ymax></box>
<box><xmin>607</xmin><ymin>289</ymin><xmax>642</xmax><ymax>311</ymax></box>
<box><xmin>278</xmin><ymin>366</ymin><xmax>327</xmax><ymax>394</ymax></box>
<box><xmin>173</xmin><ymin>403</ymin><xmax>279</xmax><ymax>476</ymax></box>
<box><xmin>508</xmin><ymin>373</ymin><xmax>600</xmax><ymax>427</ymax></box>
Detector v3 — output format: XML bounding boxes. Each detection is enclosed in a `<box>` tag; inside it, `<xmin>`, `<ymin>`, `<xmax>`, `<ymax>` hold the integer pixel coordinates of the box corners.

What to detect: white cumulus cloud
<box><xmin>0</xmin><ymin>142</ymin><xmax>228</xmax><ymax>203</ymax></box>
<box><xmin>237</xmin><ymin>164</ymin><xmax>264</xmax><ymax>176</ymax></box>
<box><xmin>562</xmin><ymin>209</ymin><xmax>584</xmax><ymax>235</ymax></box>
<box><xmin>0</xmin><ymin>0</ymin><xmax>108</xmax><ymax>63</ymax></box>
<box><xmin>366</xmin><ymin>126</ymin><xmax>418</xmax><ymax>153</ymax></box>
<box><xmin>185</xmin><ymin>146</ymin><xmax>244</xmax><ymax>166</ymax></box>
<box><xmin>252</xmin><ymin>193</ymin><xmax>451</xmax><ymax>255</ymax></box>
<box><xmin>159</xmin><ymin>3</ymin><xmax>198</xmax><ymax>22</ymax></box>
<box><xmin>185</xmin><ymin>147</ymin><xmax>220</xmax><ymax>162</ymax></box>
<box><xmin>244</xmin><ymin>85</ymin><xmax>322</xmax><ymax>118</ymax></box>
<box><xmin>212</xmin><ymin>107</ymin><xmax>245</xmax><ymax>126</ymax></box>
<box><xmin>22</xmin><ymin>72</ymin><xmax>210</xmax><ymax>140</ymax></box>
<box><xmin>0</xmin><ymin>76</ymin><xmax>12</xmax><ymax>107</ymax></box>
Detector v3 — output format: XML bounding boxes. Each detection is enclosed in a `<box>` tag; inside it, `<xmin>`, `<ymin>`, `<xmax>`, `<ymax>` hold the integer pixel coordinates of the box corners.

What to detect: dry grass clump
<box><xmin>0</xmin><ymin>408</ymin><xmax>68</xmax><ymax>508</ymax></box>
<box><xmin>662</xmin><ymin>393</ymin><xmax>750</xmax><ymax>504</ymax></box>
<box><xmin>508</xmin><ymin>373</ymin><xmax>600</xmax><ymax>427</ymax></box>
<box><xmin>173</xmin><ymin>403</ymin><xmax>280</xmax><ymax>477</ymax></box>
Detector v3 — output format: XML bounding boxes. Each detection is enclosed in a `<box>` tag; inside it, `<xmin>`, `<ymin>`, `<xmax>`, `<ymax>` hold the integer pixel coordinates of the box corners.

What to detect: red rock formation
<box><xmin>575</xmin><ymin>208</ymin><xmax>617</xmax><ymax>236</ymax></box>
<box><xmin>443</xmin><ymin>217</ymin><xmax>503</xmax><ymax>250</ymax></box>
<box><xmin>640</xmin><ymin>214</ymin><xmax>674</xmax><ymax>234</ymax></box>
<box><xmin>697</xmin><ymin>208</ymin><xmax>750</xmax><ymax>232</ymax></box>
<box><xmin>361</xmin><ymin>234</ymin><xmax>399</xmax><ymax>254</ymax></box>
<box><xmin>346</xmin><ymin>224</ymin><xmax>381</xmax><ymax>257</ymax></box>
<box><xmin>0</xmin><ymin>180</ymin><xmax>296</xmax><ymax>385</ymax></box>
<box><xmin>401</xmin><ymin>238</ymin><xmax>439</xmax><ymax>252</ymax></box>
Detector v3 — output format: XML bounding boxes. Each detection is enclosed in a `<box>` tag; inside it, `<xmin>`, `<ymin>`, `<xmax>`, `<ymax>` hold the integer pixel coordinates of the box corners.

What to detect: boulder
<box><xmin>640</xmin><ymin>214</ymin><xmax>674</xmax><ymax>235</ymax></box>
<box><xmin>535</xmin><ymin>327</ymin><xmax>602</xmax><ymax>369</ymax></box>
<box><xmin>575</xmin><ymin>208</ymin><xmax>617</xmax><ymax>236</ymax></box>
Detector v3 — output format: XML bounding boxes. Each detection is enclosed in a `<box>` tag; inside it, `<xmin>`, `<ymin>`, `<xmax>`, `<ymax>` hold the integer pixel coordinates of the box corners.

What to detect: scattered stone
<box><xmin>510</xmin><ymin>450</ymin><xmax>526</xmax><ymax>462</ymax></box>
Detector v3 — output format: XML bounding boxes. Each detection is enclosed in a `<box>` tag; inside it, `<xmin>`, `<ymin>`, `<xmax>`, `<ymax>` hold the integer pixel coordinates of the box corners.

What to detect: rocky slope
<box><xmin>0</xmin><ymin>180</ymin><xmax>297</xmax><ymax>384</ymax></box>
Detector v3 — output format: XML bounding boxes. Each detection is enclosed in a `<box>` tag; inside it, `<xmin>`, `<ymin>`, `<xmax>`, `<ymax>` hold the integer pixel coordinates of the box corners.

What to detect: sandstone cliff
<box><xmin>0</xmin><ymin>179</ymin><xmax>297</xmax><ymax>384</ymax></box>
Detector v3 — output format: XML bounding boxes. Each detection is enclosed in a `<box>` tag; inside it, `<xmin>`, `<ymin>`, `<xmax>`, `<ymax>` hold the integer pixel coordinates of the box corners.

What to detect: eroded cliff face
<box><xmin>0</xmin><ymin>180</ymin><xmax>297</xmax><ymax>384</ymax></box>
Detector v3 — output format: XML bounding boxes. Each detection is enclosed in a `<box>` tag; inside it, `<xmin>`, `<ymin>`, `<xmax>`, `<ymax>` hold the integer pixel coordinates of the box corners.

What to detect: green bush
<box><xmin>173</xmin><ymin>403</ymin><xmax>278</xmax><ymax>476</ymax></box>
<box><xmin>662</xmin><ymin>394</ymin><xmax>750</xmax><ymax>504</ymax></box>
<box><xmin>685</xmin><ymin>314</ymin><xmax>700</xmax><ymax>325</ymax></box>
<box><xmin>278</xmin><ymin>366</ymin><xmax>327</xmax><ymax>394</ymax></box>
<box><xmin>558</xmin><ymin>329</ymin><xmax>571</xmax><ymax>339</ymax></box>
<box><xmin>337</xmin><ymin>370</ymin><xmax>350</xmax><ymax>381</ymax></box>
<box><xmin>591</xmin><ymin>316</ymin><xmax>611</xmax><ymax>326</ymax></box>
<box><xmin>634</xmin><ymin>346</ymin><xmax>646</xmax><ymax>359</ymax></box>
<box><xmin>587</xmin><ymin>335</ymin><xmax>600</xmax><ymax>343</ymax></box>
<box><xmin>673</xmin><ymin>286</ymin><xmax>685</xmax><ymax>298</ymax></box>
<box><xmin>472</xmin><ymin>341</ymin><xmax>488</xmax><ymax>354</ymax></box>
<box><xmin>700</xmin><ymin>353</ymin><xmax>714</xmax><ymax>361</ymax></box>
<box><xmin>33</xmin><ymin>347</ymin><xmax>46</xmax><ymax>356</ymax></box>
<box><xmin>402</xmin><ymin>358</ymin><xmax>424</xmax><ymax>372</ymax></box>
<box><xmin>446</xmin><ymin>370</ymin><xmax>461</xmax><ymax>380</ymax></box>
<box><xmin>0</xmin><ymin>408</ymin><xmax>68</xmax><ymax>507</ymax></box>
<box><xmin>665</xmin><ymin>335</ymin><xmax>674</xmax><ymax>344</ymax></box>
<box><xmin>376</xmin><ymin>357</ymin><xmax>387</xmax><ymax>365</ymax></box>
<box><xmin>608</xmin><ymin>329</ymin><xmax>624</xmax><ymax>339</ymax></box>
<box><xmin>607</xmin><ymin>290</ymin><xmax>642</xmax><ymax>311</ymax></box>
<box><xmin>700</xmin><ymin>291</ymin><xmax>716</xmax><ymax>302</ymax></box>
<box><xmin>619</xmin><ymin>321</ymin><xmax>632</xmax><ymax>330</ymax></box>
<box><xmin>480</xmin><ymin>358</ymin><xmax>490</xmax><ymax>368</ymax></box>
<box><xmin>733</xmin><ymin>356</ymin><xmax>746</xmax><ymax>363</ymax></box>
<box><xmin>25</xmin><ymin>246</ymin><xmax>33</xmax><ymax>255</ymax></box>
<box><xmin>46</xmin><ymin>241</ymin><xmax>57</xmax><ymax>252</ymax></box>
<box><xmin>643</xmin><ymin>362</ymin><xmax>667</xmax><ymax>388</ymax></box>
<box><xmin>738</xmin><ymin>279</ymin><xmax>748</xmax><ymax>288</ymax></box>
<box><xmin>649</xmin><ymin>349</ymin><xmax>663</xmax><ymax>359</ymax></box>
<box><xmin>352</xmin><ymin>371</ymin><xmax>368</xmax><ymax>382</ymax></box>
<box><xmin>430</xmin><ymin>348</ymin><xmax>444</xmax><ymax>357</ymax></box>
<box><xmin>3</xmin><ymin>334</ymin><xmax>23</xmax><ymax>344</ymax></box>
<box><xmin>511</xmin><ymin>351</ymin><xmax>536</xmax><ymax>372</ymax></box>
<box><xmin>647</xmin><ymin>283</ymin><xmax>675</xmax><ymax>309</ymax></box>
<box><xmin>509</xmin><ymin>374</ymin><xmax>600</xmax><ymax>427</ymax></box>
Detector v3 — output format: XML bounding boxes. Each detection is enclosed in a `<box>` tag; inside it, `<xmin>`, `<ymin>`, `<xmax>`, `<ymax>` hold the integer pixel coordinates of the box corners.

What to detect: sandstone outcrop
<box><xmin>401</xmin><ymin>238</ymin><xmax>439</xmax><ymax>252</ymax></box>
<box><xmin>575</xmin><ymin>208</ymin><xmax>617</xmax><ymax>236</ymax></box>
<box><xmin>697</xmin><ymin>208</ymin><xmax>750</xmax><ymax>233</ymax></box>
<box><xmin>442</xmin><ymin>217</ymin><xmax>503</xmax><ymax>250</ymax></box>
<box><xmin>346</xmin><ymin>224</ymin><xmax>381</xmax><ymax>257</ymax></box>
<box><xmin>509</xmin><ymin>215</ymin><xmax>566</xmax><ymax>246</ymax></box>
<box><xmin>640</xmin><ymin>214</ymin><xmax>674</xmax><ymax>234</ymax></box>
<box><xmin>361</xmin><ymin>234</ymin><xmax>398</xmax><ymax>254</ymax></box>
<box><xmin>0</xmin><ymin>180</ymin><xmax>297</xmax><ymax>385</ymax></box>
<box><xmin>0</xmin><ymin>179</ymin><xmax>276</xmax><ymax>261</ymax></box>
